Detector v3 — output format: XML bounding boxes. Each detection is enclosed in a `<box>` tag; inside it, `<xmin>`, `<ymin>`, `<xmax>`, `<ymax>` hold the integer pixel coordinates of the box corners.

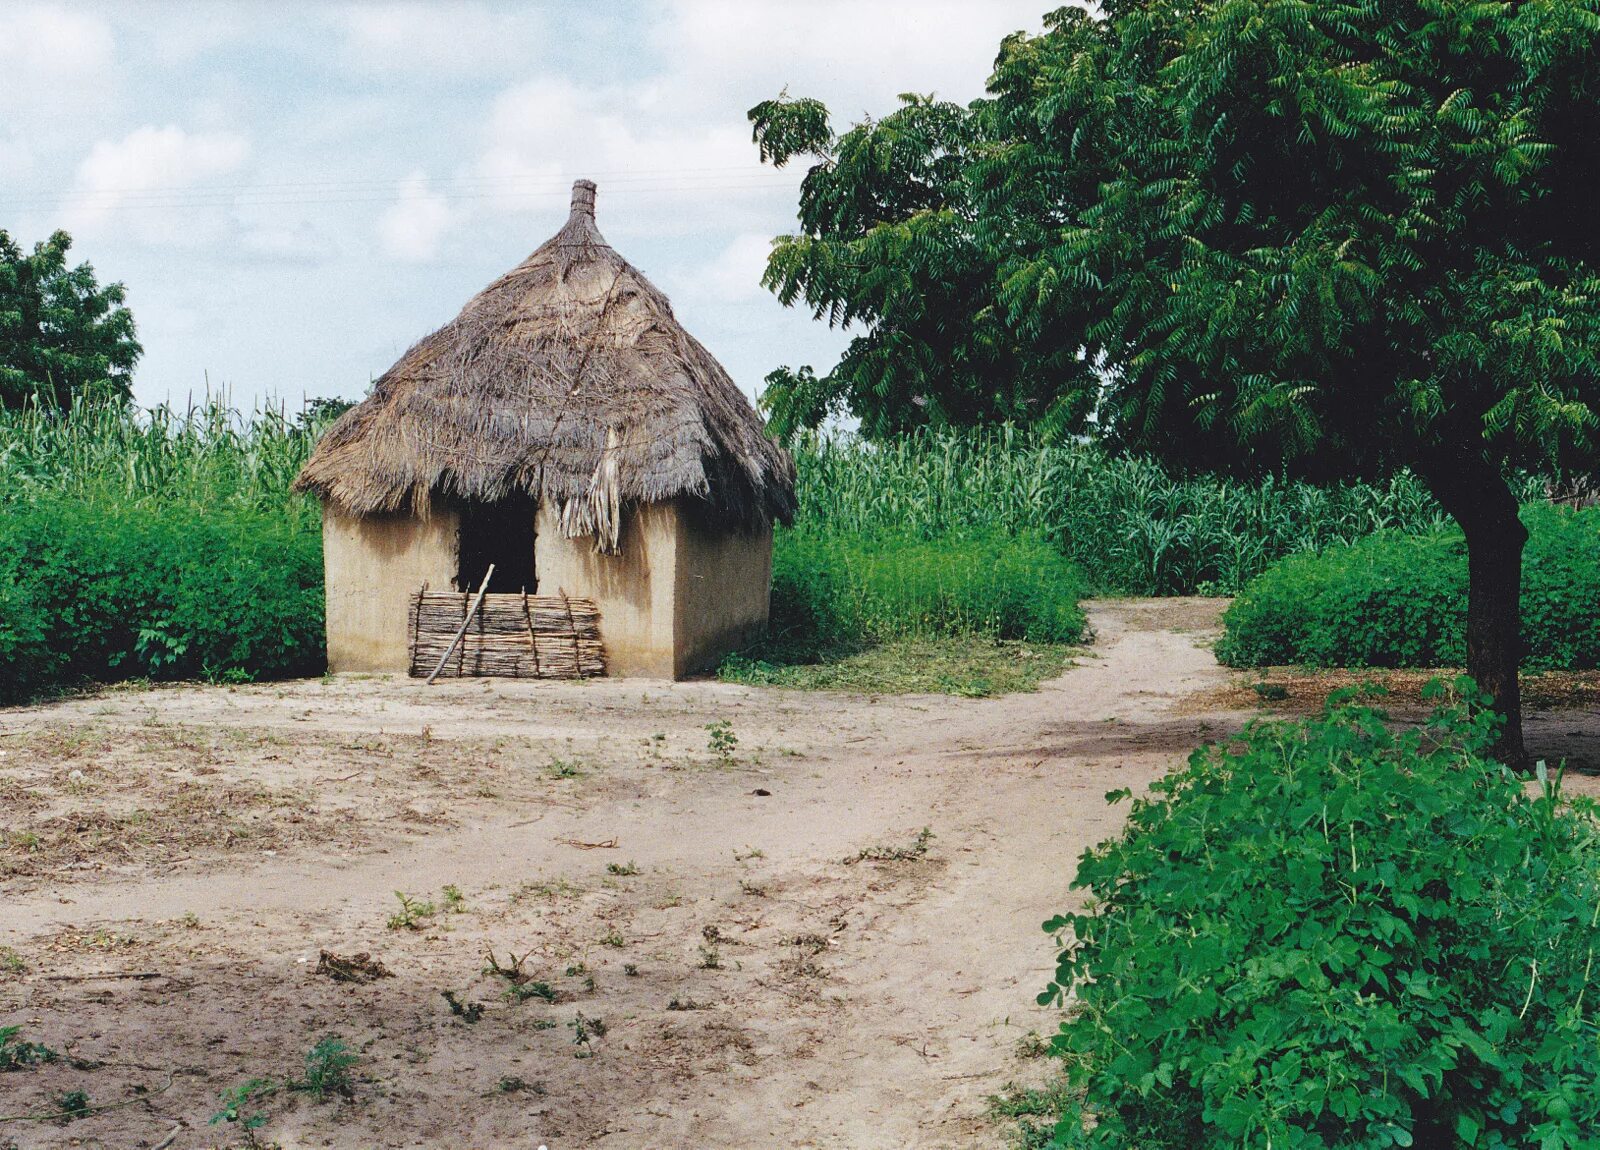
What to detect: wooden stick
<box><xmin>426</xmin><ymin>564</ymin><xmax>496</xmax><ymax>685</ymax></box>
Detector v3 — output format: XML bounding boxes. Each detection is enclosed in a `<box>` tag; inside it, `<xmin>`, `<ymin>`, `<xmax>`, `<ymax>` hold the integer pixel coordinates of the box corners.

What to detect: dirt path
<box><xmin>1</xmin><ymin>600</ymin><xmax>1235</xmax><ymax>1149</ymax></box>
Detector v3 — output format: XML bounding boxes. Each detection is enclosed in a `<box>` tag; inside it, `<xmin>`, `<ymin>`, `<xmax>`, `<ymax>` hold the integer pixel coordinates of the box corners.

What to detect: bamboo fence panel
<box><xmin>408</xmin><ymin>590</ymin><xmax>604</xmax><ymax>679</ymax></box>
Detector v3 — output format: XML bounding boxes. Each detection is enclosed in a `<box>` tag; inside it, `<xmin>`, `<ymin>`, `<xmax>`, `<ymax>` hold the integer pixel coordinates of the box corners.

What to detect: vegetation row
<box><xmin>1218</xmin><ymin>505</ymin><xmax>1600</xmax><ymax>672</ymax></box>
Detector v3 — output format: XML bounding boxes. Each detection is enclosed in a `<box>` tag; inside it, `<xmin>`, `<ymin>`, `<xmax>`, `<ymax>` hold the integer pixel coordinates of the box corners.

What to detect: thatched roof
<box><xmin>293</xmin><ymin>179</ymin><xmax>795</xmax><ymax>549</ymax></box>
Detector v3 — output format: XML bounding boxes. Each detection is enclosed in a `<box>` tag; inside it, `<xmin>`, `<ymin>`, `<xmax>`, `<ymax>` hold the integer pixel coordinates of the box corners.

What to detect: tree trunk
<box><xmin>1421</xmin><ymin>453</ymin><xmax>1529</xmax><ymax>768</ymax></box>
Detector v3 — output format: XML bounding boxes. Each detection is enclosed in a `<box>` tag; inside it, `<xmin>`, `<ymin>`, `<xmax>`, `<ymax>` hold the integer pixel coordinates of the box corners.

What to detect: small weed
<box><xmin>513</xmin><ymin>877</ymin><xmax>582</xmax><ymax>902</ymax></box>
<box><xmin>493</xmin><ymin>1075</ymin><xmax>544</xmax><ymax>1095</ymax></box>
<box><xmin>545</xmin><ymin>759</ymin><xmax>583</xmax><ymax>779</ymax></box>
<box><xmin>733</xmin><ymin>846</ymin><xmax>765</xmax><ymax>862</ymax></box>
<box><xmin>385</xmin><ymin>890</ymin><xmax>435</xmax><ymax>931</ymax></box>
<box><xmin>442</xmin><ymin>990</ymin><xmax>485</xmax><ymax>1024</ymax></box>
<box><xmin>623</xmin><ymin>963</ymin><xmax>639</xmax><ymax>977</ymax></box>
<box><xmin>506</xmin><ymin>981</ymin><xmax>557</xmax><ymax>1004</ymax></box>
<box><xmin>1014</xmin><ymin>1031</ymin><xmax>1050</xmax><ymax>1060</ymax></box>
<box><xmin>52</xmin><ymin>1090</ymin><xmax>91</xmax><ymax>1124</ymax></box>
<box><xmin>0</xmin><ymin>947</ymin><xmax>25</xmax><ymax>975</ymax></box>
<box><xmin>529</xmin><ymin>1019</ymin><xmax>558</xmax><ymax>1031</ymax></box>
<box><xmin>739</xmin><ymin>879</ymin><xmax>768</xmax><ymax>897</ymax></box>
<box><xmin>440</xmin><ymin>885</ymin><xmax>468</xmax><ymax>913</ymax></box>
<box><xmin>606</xmin><ymin>860</ymin><xmax>640</xmax><ymax>876</ymax></box>
<box><xmin>210</xmin><ymin>1077</ymin><xmax>278</xmax><ymax>1130</ymax></box>
<box><xmin>297</xmin><ymin>1036</ymin><xmax>358</xmax><ymax>1099</ymax></box>
<box><xmin>698</xmin><ymin>945</ymin><xmax>722</xmax><ymax>970</ymax></box>
<box><xmin>0</xmin><ymin>1025</ymin><xmax>57</xmax><ymax>1070</ymax></box>
<box><xmin>705</xmin><ymin>719</ymin><xmax>738</xmax><ymax>761</ymax></box>
<box><xmin>667</xmin><ymin>997</ymin><xmax>707</xmax><ymax>1011</ymax></box>
<box><xmin>565</xmin><ymin>962</ymin><xmax>588</xmax><ymax>977</ymax></box>
<box><xmin>568</xmin><ymin>1012</ymin><xmax>604</xmax><ymax>1057</ymax></box>
<box><xmin>484</xmin><ymin>948</ymin><xmax>555</xmax><ymax>1003</ymax></box>
<box><xmin>599</xmin><ymin>930</ymin><xmax>626</xmax><ymax>948</ymax></box>
<box><xmin>1251</xmin><ymin>681</ymin><xmax>1289</xmax><ymax>701</ymax></box>
<box><xmin>846</xmin><ymin>827</ymin><xmax>934</xmax><ymax>865</ymax></box>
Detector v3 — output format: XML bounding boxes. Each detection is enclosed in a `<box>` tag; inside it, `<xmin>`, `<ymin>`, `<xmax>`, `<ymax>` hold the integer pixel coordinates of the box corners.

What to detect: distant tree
<box><xmin>755</xmin><ymin>3</ymin><xmax>1600</xmax><ymax>765</ymax></box>
<box><xmin>297</xmin><ymin>395</ymin><xmax>357</xmax><ymax>431</ymax></box>
<box><xmin>0</xmin><ymin>230</ymin><xmax>141</xmax><ymax>408</ymax></box>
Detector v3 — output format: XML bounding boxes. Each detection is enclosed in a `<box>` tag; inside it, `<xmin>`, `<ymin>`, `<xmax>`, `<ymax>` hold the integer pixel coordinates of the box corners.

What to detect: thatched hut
<box><xmin>293</xmin><ymin>179</ymin><xmax>795</xmax><ymax>679</ymax></box>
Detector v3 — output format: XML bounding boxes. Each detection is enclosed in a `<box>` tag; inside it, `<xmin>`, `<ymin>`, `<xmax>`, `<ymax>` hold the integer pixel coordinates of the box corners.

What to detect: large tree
<box><xmin>754</xmin><ymin>2</ymin><xmax>1600</xmax><ymax>764</ymax></box>
<box><xmin>0</xmin><ymin>229</ymin><xmax>140</xmax><ymax>408</ymax></box>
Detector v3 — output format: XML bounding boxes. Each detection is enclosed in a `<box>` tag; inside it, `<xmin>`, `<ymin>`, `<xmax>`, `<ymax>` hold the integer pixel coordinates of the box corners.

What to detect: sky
<box><xmin>0</xmin><ymin>1</ymin><xmax>1053</xmax><ymax>413</ymax></box>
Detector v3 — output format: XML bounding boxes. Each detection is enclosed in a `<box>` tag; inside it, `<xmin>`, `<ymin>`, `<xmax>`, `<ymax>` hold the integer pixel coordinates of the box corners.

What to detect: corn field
<box><xmin>790</xmin><ymin>428</ymin><xmax>1544</xmax><ymax>596</ymax></box>
<box><xmin>0</xmin><ymin>403</ymin><xmax>1546</xmax><ymax>600</ymax></box>
<box><xmin>0</xmin><ymin>396</ymin><xmax>324</xmax><ymax>517</ymax></box>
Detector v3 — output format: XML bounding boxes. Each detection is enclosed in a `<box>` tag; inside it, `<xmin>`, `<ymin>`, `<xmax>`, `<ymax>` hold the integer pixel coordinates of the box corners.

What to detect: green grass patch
<box><xmin>720</xmin><ymin>636</ymin><xmax>1077</xmax><ymax>696</ymax></box>
<box><xmin>719</xmin><ymin>528</ymin><xmax>1086</xmax><ymax>695</ymax></box>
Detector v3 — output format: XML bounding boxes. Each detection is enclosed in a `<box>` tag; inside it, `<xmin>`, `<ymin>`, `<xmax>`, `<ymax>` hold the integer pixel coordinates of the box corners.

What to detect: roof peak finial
<box><xmin>570</xmin><ymin>179</ymin><xmax>596</xmax><ymax>218</ymax></box>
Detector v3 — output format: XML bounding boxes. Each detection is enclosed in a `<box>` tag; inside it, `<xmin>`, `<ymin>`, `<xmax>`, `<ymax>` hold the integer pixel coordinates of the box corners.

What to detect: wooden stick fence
<box><xmin>408</xmin><ymin>589</ymin><xmax>604</xmax><ymax>679</ymax></box>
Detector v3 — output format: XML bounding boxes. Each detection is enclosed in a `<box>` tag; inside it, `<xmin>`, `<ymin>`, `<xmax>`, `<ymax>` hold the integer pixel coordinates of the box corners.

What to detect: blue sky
<box><xmin>0</xmin><ymin>1</ymin><xmax>1051</xmax><ymax>412</ymax></box>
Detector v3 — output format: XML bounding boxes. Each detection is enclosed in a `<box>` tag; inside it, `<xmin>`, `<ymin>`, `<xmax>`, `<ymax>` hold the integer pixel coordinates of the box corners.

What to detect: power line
<box><xmin>0</xmin><ymin>167</ymin><xmax>803</xmax><ymax>213</ymax></box>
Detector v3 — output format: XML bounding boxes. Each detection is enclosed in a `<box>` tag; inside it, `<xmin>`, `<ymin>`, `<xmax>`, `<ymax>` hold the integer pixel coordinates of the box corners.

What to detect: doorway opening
<box><xmin>456</xmin><ymin>495</ymin><xmax>537</xmax><ymax>593</ymax></box>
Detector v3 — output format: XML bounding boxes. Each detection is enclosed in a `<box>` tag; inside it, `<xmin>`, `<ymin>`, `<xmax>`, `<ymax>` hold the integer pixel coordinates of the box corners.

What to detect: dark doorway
<box><xmin>456</xmin><ymin>496</ymin><xmax>537</xmax><ymax>593</ymax></box>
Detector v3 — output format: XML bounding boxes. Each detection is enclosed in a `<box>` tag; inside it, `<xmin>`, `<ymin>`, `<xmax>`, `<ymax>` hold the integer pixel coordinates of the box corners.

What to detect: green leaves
<box><xmin>0</xmin><ymin>230</ymin><xmax>140</xmax><ymax>409</ymax></box>
<box><xmin>1041</xmin><ymin>694</ymin><xmax>1600</xmax><ymax>1147</ymax></box>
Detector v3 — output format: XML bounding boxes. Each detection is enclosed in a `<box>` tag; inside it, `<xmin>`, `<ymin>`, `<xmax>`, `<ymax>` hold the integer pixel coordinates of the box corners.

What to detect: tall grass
<box><xmin>0</xmin><ymin>398</ymin><xmax>328</xmax><ymax>701</ymax></box>
<box><xmin>0</xmin><ymin>396</ymin><xmax>319</xmax><ymax>515</ymax></box>
<box><xmin>791</xmin><ymin>429</ymin><xmax>1542</xmax><ymax>596</ymax></box>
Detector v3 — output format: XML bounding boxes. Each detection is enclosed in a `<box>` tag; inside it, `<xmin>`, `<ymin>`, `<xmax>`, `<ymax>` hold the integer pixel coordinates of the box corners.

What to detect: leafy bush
<box><xmin>758</xmin><ymin>528</ymin><xmax>1086</xmax><ymax>662</ymax></box>
<box><xmin>1040</xmin><ymin>688</ymin><xmax>1600</xmax><ymax>1148</ymax></box>
<box><xmin>0</xmin><ymin>495</ymin><xmax>323</xmax><ymax>701</ymax></box>
<box><xmin>1218</xmin><ymin>505</ymin><xmax>1600</xmax><ymax>670</ymax></box>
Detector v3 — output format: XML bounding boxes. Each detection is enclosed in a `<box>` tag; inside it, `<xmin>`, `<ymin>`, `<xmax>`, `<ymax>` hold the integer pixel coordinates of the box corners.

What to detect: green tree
<box><xmin>0</xmin><ymin>230</ymin><xmax>141</xmax><ymax>408</ymax></box>
<box><xmin>749</xmin><ymin>76</ymin><xmax>1102</xmax><ymax>440</ymax></box>
<box><xmin>754</xmin><ymin>2</ymin><xmax>1600</xmax><ymax>763</ymax></box>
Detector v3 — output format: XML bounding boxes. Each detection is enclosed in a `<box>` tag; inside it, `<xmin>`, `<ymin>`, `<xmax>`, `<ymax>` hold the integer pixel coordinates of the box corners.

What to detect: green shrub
<box><xmin>760</xmin><ymin>528</ymin><xmax>1086</xmax><ymax>661</ymax></box>
<box><xmin>0</xmin><ymin>495</ymin><xmax>323</xmax><ymax>702</ymax></box>
<box><xmin>1040</xmin><ymin>688</ymin><xmax>1600</xmax><ymax>1148</ymax></box>
<box><xmin>1218</xmin><ymin>505</ymin><xmax>1600</xmax><ymax>670</ymax></box>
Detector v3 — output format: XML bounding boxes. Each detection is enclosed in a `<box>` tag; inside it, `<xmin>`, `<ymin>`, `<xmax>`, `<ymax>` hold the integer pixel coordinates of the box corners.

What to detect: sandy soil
<box><xmin>3</xmin><ymin>598</ymin><xmax>1595</xmax><ymax>1149</ymax></box>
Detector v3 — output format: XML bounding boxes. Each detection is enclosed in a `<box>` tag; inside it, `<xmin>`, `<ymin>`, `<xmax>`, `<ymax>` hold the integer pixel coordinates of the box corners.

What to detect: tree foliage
<box><xmin>754</xmin><ymin>2</ymin><xmax>1600</xmax><ymax>469</ymax></box>
<box><xmin>0</xmin><ymin>230</ymin><xmax>140</xmax><ymax>409</ymax></box>
<box><xmin>756</xmin><ymin>1</ymin><xmax>1600</xmax><ymax>758</ymax></box>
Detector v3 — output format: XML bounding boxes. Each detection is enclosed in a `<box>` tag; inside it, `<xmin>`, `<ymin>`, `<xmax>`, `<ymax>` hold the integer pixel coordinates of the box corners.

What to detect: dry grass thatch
<box><xmin>293</xmin><ymin>180</ymin><xmax>795</xmax><ymax>549</ymax></box>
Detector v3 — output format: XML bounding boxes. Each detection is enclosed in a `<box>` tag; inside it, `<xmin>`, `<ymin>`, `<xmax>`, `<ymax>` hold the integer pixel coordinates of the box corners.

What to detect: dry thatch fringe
<box><xmin>293</xmin><ymin>179</ymin><xmax>795</xmax><ymax>551</ymax></box>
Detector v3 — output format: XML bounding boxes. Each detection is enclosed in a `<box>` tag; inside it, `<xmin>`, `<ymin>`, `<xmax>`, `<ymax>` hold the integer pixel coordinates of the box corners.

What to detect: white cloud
<box><xmin>335</xmin><ymin>2</ymin><xmax>544</xmax><ymax>78</ymax></box>
<box><xmin>471</xmin><ymin>76</ymin><xmax>796</xmax><ymax>234</ymax></box>
<box><xmin>0</xmin><ymin>5</ymin><xmax>116</xmax><ymax>110</ymax></box>
<box><xmin>61</xmin><ymin>125</ymin><xmax>251</xmax><ymax>242</ymax></box>
<box><xmin>655</xmin><ymin>0</ymin><xmax>1053</xmax><ymax>115</ymax></box>
<box><xmin>377</xmin><ymin>170</ymin><xmax>456</xmax><ymax>262</ymax></box>
<box><xmin>239</xmin><ymin>220</ymin><xmax>335</xmax><ymax>265</ymax></box>
<box><xmin>695</xmin><ymin>232</ymin><xmax>774</xmax><ymax>304</ymax></box>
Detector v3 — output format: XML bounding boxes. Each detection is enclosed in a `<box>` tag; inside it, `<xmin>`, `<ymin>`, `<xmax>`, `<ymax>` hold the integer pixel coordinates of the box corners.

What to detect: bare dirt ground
<box><xmin>3</xmin><ymin>598</ymin><xmax>1597</xmax><ymax>1150</ymax></box>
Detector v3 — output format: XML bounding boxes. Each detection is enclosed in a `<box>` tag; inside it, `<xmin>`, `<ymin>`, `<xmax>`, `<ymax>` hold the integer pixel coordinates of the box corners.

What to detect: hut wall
<box><xmin>534</xmin><ymin>501</ymin><xmax>680</xmax><ymax>677</ymax></box>
<box><xmin>323</xmin><ymin>501</ymin><xmax>459</xmax><ymax>672</ymax></box>
<box><xmin>534</xmin><ymin>498</ymin><xmax>772</xmax><ymax>679</ymax></box>
<box><xmin>672</xmin><ymin>500</ymin><xmax>773</xmax><ymax>678</ymax></box>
